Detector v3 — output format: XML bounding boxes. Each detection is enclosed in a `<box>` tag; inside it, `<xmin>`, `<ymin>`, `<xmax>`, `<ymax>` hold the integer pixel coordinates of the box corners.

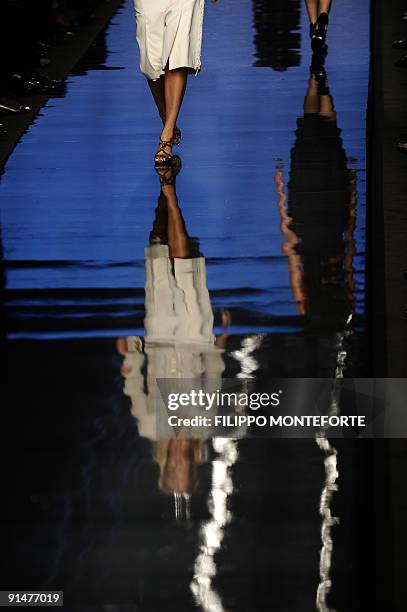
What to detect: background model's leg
<box><xmin>318</xmin><ymin>0</ymin><xmax>332</xmax><ymax>16</ymax></box>
<box><xmin>305</xmin><ymin>0</ymin><xmax>318</xmax><ymax>23</ymax></box>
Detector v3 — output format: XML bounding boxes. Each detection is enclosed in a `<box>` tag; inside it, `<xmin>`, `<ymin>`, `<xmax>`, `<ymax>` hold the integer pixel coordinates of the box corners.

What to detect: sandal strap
<box><xmin>159</xmin><ymin>138</ymin><xmax>173</xmax><ymax>146</ymax></box>
<box><xmin>155</xmin><ymin>138</ymin><xmax>173</xmax><ymax>160</ymax></box>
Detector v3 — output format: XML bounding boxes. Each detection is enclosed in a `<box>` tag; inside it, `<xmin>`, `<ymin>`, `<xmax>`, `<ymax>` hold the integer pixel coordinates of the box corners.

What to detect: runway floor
<box><xmin>1</xmin><ymin>1</ymin><xmax>374</xmax><ymax>610</ymax></box>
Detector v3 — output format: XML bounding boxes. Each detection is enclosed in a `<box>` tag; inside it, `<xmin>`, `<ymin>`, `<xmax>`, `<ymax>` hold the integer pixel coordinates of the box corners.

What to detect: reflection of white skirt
<box><xmin>134</xmin><ymin>0</ymin><xmax>204</xmax><ymax>80</ymax></box>
<box><xmin>144</xmin><ymin>244</ymin><xmax>215</xmax><ymax>345</ymax></box>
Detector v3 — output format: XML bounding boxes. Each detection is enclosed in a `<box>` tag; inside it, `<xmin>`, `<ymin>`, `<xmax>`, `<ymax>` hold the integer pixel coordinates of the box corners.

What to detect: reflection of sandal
<box><xmin>155</xmin><ymin>156</ymin><xmax>182</xmax><ymax>185</ymax></box>
<box><xmin>154</xmin><ymin>138</ymin><xmax>174</xmax><ymax>166</ymax></box>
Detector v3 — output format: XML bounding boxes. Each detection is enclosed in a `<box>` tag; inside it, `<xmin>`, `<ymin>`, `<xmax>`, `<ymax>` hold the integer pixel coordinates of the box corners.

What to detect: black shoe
<box><xmin>395</xmin><ymin>54</ymin><xmax>407</xmax><ymax>68</ymax></box>
<box><xmin>0</xmin><ymin>123</ymin><xmax>7</xmax><ymax>137</ymax></box>
<box><xmin>393</xmin><ymin>38</ymin><xmax>407</xmax><ymax>50</ymax></box>
<box><xmin>311</xmin><ymin>12</ymin><xmax>329</xmax><ymax>52</ymax></box>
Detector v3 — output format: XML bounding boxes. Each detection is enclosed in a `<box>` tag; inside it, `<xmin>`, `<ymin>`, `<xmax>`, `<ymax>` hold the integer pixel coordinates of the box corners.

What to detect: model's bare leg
<box><xmin>305</xmin><ymin>0</ymin><xmax>318</xmax><ymax>23</ymax></box>
<box><xmin>147</xmin><ymin>76</ymin><xmax>166</xmax><ymax>122</ymax></box>
<box><xmin>156</xmin><ymin>67</ymin><xmax>187</xmax><ymax>161</ymax></box>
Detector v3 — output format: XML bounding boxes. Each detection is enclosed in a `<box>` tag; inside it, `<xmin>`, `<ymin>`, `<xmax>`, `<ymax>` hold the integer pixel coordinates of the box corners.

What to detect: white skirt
<box><xmin>134</xmin><ymin>0</ymin><xmax>205</xmax><ymax>81</ymax></box>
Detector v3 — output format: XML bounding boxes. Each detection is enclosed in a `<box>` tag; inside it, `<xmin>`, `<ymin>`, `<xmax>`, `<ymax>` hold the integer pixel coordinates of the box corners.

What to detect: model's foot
<box><xmin>155</xmin><ymin>131</ymin><xmax>174</xmax><ymax>166</ymax></box>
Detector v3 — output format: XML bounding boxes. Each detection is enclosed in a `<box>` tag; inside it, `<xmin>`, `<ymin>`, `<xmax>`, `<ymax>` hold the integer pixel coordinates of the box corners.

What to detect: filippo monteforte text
<box><xmin>167</xmin><ymin>415</ymin><xmax>366</xmax><ymax>428</ymax></box>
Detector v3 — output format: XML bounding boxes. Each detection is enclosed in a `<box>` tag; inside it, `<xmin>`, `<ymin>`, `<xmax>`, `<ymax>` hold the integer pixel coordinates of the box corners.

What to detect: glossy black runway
<box><xmin>1</xmin><ymin>1</ymin><xmax>377</xmax><ymax>610</ymax></box>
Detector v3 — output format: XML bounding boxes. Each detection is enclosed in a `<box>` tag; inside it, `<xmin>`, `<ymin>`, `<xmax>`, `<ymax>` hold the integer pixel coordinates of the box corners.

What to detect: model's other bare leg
<box><xmin>148</xmin><ymin>74</ymin><xmax>182</xmax><ymax>147</ymax></box>
<box><xmin>147</xmin><ymin>76</ymin><xmax>166</xmax><ymax>122</ymax></box>
<box><xmin>162</xmin><ymin>67</ymin><xmax>187</xmax><ymax>141</ymax></box>
<box><xmin>155</xmin><ymin>67</ymin><xmax>187</xmax><ymax>162</ymax></box>
<box><xmin>305</xmin><ymin>0</ymin><xmax>318</xmax><ymax>24</ymax></box>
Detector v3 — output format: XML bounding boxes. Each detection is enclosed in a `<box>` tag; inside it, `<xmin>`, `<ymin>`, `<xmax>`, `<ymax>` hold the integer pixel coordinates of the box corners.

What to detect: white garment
<box><xmin>123</xmin><ymin>245</ymin><xmax>224</xmax><ymax>440</ymax></box>
<box><xmin>134</xmin><ymin>0</ymin><xmax>205</xmax><ymax>80</ymax></box>
<box><xmin>144</xmin><ymin>244</ymin><xmax>215</xmax><ymax>346</ymax></box>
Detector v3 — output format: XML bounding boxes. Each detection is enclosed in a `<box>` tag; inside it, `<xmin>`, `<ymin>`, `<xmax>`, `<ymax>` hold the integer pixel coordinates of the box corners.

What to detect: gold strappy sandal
<box><xmin>154</xmin><ymin>138</ymin><xmax>174</xmax><ymax>166</ymax></box>
<box><xmin>160</xmin><ymin>115</ymin><xmax>182</xmax><ymax>146</ymax></box>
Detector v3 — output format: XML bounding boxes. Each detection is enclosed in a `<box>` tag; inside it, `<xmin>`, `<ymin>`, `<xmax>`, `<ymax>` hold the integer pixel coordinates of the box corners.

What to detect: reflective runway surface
<box><xmin>1</xmin><ymin>0</ymin><xmax>373</xmax><ymax>610</ymax></box>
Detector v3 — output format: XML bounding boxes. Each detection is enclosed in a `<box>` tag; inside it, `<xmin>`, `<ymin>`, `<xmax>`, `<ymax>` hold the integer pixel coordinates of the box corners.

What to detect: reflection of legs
<box><xmin>319</xmin><ymin>93</ymin><xmax>335</xmax><ymax>120</ymax></box>
<box><xmin>154</xmin><ymin>162</ymin><xmax>189</xmax><ymax>256</ymax></box>
<box><xmin>155</xmin><ymin>171</ymin><xmax>190</xmax><ymax>257</ymax></box>
<box><xmin>304</xmin><ymin>75</ymin><xmax>335</xmax><ymax>120</ymax></box>
<box><xmin>163</xmin><ymin>439</ymin><xmax>195</xmax><ymax>494</ymax></box>
<box><xmin>149</xmin><ymin>192</ymin><xmax>169</xmax><ymax>244</ymax></box>
<box><xmin>165</xmin><ymin>185</ymin><xmax>190</xmax><ymax>258</ymax></box>
<box><xmin>304</xmin><ymin>75</ymin><xmax>320</xmax><ymax>114</ymax></box>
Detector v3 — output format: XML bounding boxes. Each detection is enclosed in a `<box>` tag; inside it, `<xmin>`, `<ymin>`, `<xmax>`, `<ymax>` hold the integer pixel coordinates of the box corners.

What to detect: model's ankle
<box><xmin>161</xmin><ymin>126</ymin><xmax>174</xmax><ymax>140</ymax></box>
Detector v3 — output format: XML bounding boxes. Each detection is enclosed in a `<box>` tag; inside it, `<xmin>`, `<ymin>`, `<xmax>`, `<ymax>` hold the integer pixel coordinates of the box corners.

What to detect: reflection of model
<box><xmin>252</xmin><ymin>0</ymin><xmax>301</xmax><ymax>71</ymax></box>
<box><xmin>304</xmin><ymin>0</ymin><xmax>332</xmax><ymax>51</ymax></box>
<box><xmin>133</xmin><ymin>0</ymin><xmax>218</xmax><ymax>165</ymax></box>
<box><xmin>278</xmin><ymin>58</ymin><xmax>356</xmax><ymax>327</ymax></box>
<box><xmin>117</xmin><ymin>164</ymin><xmax>231</xmax><ymax>501</ymax></box>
